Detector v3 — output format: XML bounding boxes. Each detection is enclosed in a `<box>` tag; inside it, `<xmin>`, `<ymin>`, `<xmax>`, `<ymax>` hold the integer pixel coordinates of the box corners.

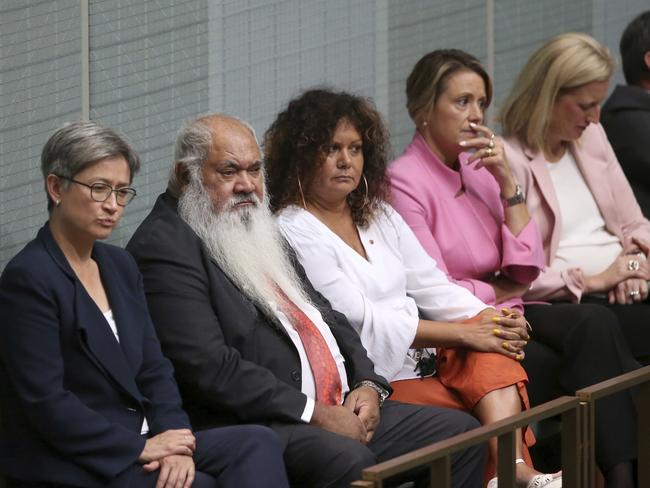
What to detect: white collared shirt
<box><xmin>272</xmin><ymin>300</ymin><xmax>350</xmax><ymax>422</ymax></box>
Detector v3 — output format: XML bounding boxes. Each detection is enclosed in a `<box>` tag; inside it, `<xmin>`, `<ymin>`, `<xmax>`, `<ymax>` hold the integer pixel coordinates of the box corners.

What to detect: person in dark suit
<box><xmin>0</xmin><ymin>121</ymin><xmax>290</xmax><ymax>488</ymax></box>
<box><xmin>126</xmin><ymin>114</ymin><xmax>487</xmax><ymax>488</ymax></box>
<box><xmin>602</xmin><ymin>10</ymin><xmax>650</xmax><ymax>217</ymax></box>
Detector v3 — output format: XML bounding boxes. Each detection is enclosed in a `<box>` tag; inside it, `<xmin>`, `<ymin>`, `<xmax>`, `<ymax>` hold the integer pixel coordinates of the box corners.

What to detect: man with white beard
<box><xmin>127</xmin><ymin>115</ymin><xmax>486</xmax><ymax>488</ymax></box>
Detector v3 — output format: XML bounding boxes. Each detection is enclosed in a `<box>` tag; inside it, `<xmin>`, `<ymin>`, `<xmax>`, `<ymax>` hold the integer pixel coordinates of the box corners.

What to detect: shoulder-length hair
<box><xmin>499</xmin><ymin>32</ymin><xmax>615</xmax><ymax>153</ymax></box>
<box><xmin>264</xmin><ymin>88</ymin><xmax>390</xmax><ymax>228</ymax></box>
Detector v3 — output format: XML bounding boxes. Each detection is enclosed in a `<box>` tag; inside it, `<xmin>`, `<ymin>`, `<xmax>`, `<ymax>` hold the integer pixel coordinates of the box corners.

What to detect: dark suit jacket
<box><xmin>602</xmin><ymin>84</ymin><xmax>650</xmax><ymax>217</ymax></box>
<box><xmin>126</xmin><ymin>191</ymin><xmax>388</xmax><ymax>430</ymax></box>
<box><xmin>0</xmin><ymin>224</ymin><xmax>191</xmax><ymax>487</ymax></box>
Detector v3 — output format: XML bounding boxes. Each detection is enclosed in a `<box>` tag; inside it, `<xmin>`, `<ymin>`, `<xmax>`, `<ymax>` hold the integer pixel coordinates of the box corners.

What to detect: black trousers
<box><xmin>271</xmin><ymin>400</ymin><xmax>487</xmax><ymax>488</ymax></box>
<box><xmin>522</xmin><ymin>303</ymin><xmax>640</xmax><ymax>472</ymax></box>
<box><xmin>581</xmin><ymin>296</ymin><xmax>650</xmax><ymax>362</ymax></box>
<box><xmin>9</xmin><ymin>425</ymin><xmax>288</xmax><ymax>488</ymax></box>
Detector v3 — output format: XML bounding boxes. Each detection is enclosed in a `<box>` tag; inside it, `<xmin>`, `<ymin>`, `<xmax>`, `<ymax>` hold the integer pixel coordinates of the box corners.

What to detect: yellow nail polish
<box><xmin>491</xmin><ymin>316</ymin><xmax>501</xmax><ymax>323</ymax></box>
<box><xmin>524</xmin><ymin>341</ymin><xmax>528</xmax><ymax>346</ymax></box>
<box><xmin>502</xmin><ymin>342</ymin><xmax>509</xmax><ymax>349</ymax></box>
<box><xmin>501</xmin><ymin>307</ymin><xmax>511</xmax><ymax>314</ymax></box>
<box><xmin>492</xmin><ymin>328</ymin><xmax>501</xmax><ymax>336</ymax></box>
<box><xmin>515</xmin><ymin>354</ymin><xmax>523</xmax><ymax>361</ymax></box>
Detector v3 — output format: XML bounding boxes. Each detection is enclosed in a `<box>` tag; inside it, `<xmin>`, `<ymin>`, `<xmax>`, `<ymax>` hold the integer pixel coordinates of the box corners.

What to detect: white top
<box><xmin>277</xmin><ymin>205</ymin><xmax>488</xmax><ymax>382</ymax></box>
<box><xmin>271</xmin><ymin>302</ymin><xmax>350</xmax><ymax>422</ymax></box>
<box><xmin>103</xmin><ymin>310</ymin><xmax>149</xmax><ymax>435</ymax></box>
<box><xmin>547</xmin><ymin>152</ymin><xmax>622</xmax><ymax>275</ymax></box>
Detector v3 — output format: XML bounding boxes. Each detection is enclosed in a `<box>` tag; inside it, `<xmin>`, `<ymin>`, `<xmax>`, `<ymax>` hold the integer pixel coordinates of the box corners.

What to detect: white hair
<box><xmin>178</xmin><ymin>167</ymin><xmax>313</xmax><ymax>314</ymax></box>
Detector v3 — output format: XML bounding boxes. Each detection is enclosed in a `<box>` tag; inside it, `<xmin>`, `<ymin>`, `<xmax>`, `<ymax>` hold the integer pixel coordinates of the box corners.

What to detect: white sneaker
<box><xmin>526</xmin><ymin>473</ymin><xmax>562</xmax><ymax>488</ymax></box>
<box><xmin>486</xmin><ymin>459</ymin><xmax>562</xmax><ymax>488</ymax></box>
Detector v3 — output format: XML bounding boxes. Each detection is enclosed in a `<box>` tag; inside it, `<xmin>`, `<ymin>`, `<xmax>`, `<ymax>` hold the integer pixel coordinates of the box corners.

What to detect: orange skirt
<box><xmin>390</xmin><ymin>347</ymin><xmax>535</xmax><ymax>483</ymax></box>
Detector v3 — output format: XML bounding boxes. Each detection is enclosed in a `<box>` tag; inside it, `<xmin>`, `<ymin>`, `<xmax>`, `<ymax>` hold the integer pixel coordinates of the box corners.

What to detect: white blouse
<box><xmin>277</xmin><ymin>205</ymin><xmax>488</xmax><ymax>382</ymax></box>
<box><xmin>547</xmin><ymin>152</ymin><xmax>622</xmax><ymax>276</ymax></box>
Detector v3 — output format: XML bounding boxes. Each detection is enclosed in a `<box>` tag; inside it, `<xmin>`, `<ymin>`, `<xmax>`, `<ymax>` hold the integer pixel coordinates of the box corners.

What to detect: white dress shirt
<box><xmin>271</xmin><ymin>300</ymin><xmax>350</xmax><ymax>422</ymax></box>
<box><xmin>277</xmin><ymin>204</ymin><xmax>488</xmax><ymax>382</ymax></box>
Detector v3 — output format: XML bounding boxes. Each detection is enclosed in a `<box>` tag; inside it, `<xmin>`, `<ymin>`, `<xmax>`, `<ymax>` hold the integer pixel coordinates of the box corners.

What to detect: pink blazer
<box><xmin>505</xmin><ymin>123</ymin><xmax>650</xmax><ymax>302</ymax></box>
<box><xmin>389</xmin><ymin>131</ymin><xmax>544</xmax><ymax>314</ymax></box>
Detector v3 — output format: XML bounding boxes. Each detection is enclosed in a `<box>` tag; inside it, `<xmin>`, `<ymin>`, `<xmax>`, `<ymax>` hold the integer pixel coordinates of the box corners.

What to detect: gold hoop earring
<box><xmin>361</xmin><ymin>174</ymin><xmax>369</xmax><ymax>209</ymax></box>
<box><xmin>297</xmin><ymin>176</ymin><xmax>307</xmax><ymax>209</ymax></box>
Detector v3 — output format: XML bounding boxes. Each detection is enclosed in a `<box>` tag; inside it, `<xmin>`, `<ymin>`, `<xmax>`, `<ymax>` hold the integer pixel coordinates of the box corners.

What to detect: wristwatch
<box><xmin>354</xmin><ymin>380</ymin><xmax>389</xmax><ymax>407</ymax></box>
<box><xmin>503</xmin><ymin>184</ymin><xmax>525</xmax><ymax>207</ymax></box>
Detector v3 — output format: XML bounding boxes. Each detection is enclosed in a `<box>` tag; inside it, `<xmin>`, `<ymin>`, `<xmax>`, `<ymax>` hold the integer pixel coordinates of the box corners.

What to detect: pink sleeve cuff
<box><xmin>561</xmin><ymin>268</ymin><xmax>585</xmax><ymax>303</ymax></box>
<box><xmin>500</xmin><ymin>220</ymin><xmax>544</xmax><ymax>283</ymax></box>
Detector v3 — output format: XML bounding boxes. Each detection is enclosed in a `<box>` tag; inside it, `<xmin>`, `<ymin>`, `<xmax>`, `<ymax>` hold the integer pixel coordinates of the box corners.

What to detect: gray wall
<box><xmin>1</xmin><ymin>0</ymin><xmax>648</xmax><ymax>270</ymax></box>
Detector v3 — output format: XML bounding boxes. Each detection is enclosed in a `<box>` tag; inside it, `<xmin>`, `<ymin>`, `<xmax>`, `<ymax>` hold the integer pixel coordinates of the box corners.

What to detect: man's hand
<box><xmin>343</xmin><ymin>386</ymin><xmax>381</xmax><ymax>443</ymax></box>
<box><xmin>139</xmin><ymin>429</ymin><xmax>195</xmax><ymax>463</ymax></box>
<box><xmin>143</xmin><ymin>454</ymin><xmax>195</xmax><ymax>488</ymax></box>
<box><xmin>310</xmin><ymin>403</ymin><xmax>367</xmax><ymax>443</ymax></box>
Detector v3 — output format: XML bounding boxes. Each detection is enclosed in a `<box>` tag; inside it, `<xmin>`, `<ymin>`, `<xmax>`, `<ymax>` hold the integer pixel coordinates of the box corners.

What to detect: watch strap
<box><xmin>354</xmin><ymin>380</ymin><xmax>389</xmax><ymax>407</ymax></box>
<box><xmin>503</xmin><ymin>184</ymin><xmax>525</xmax><ymax>207</ymax></box>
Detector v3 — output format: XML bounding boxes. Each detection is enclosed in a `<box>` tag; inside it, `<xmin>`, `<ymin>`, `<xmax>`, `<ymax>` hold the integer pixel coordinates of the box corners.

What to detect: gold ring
<box><xmin>628</xmin><ymin>259</ymin><xmax>640</xmax><ymax>271</ymax></box>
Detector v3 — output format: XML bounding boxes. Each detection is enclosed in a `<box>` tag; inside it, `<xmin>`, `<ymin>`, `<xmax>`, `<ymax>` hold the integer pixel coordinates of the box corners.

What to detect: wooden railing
<box><xmin>351</xmin><ymin>365</ymin><xmax>650</xmax><ymax>488</ymax></box>
<box><xmin>351</xmin><ymin>396</ymin><xmax>581</xmax><ymax>488</ymax></box>
<box><xmin>577</xmin><ymin>365</ymin><xmax>650</xmax><ymax>488</ymax></box>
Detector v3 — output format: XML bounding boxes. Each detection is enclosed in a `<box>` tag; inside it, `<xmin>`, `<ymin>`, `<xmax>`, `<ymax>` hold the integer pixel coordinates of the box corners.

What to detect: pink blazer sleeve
<box><xmin>593</xmin><ymin>124</ymin><xmax>650</xmax><ymax>248</ymax></box>
<box><xmin>504</xmin><ymin>125</ymin><xmax>650</xmax><ymax>302</ymax></box>
<box><xmin>505</xmin><ymin>137</ymin><xmax>583</xmax><ymax>301</ymax></box>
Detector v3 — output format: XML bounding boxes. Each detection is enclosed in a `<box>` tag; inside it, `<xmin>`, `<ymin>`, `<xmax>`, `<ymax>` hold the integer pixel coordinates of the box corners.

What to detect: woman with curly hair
<box><xmin>266</xmin><ymin>88</ymin><xmax>560</xmax><ymax>487</ymax></box>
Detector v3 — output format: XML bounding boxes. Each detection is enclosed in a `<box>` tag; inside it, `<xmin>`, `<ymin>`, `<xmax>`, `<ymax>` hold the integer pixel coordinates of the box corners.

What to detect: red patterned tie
<box><xmin>274</xmin><ymin>285</ymin><xmax>342</xmax><ymax>406</ymax></box>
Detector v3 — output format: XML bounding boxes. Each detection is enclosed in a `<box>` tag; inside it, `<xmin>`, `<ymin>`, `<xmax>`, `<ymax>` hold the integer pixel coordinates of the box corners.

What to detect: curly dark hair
<box><xmin>264</xmin><ymin>88</ymin><xmax>391</xmax><ymax>228</ymax></box>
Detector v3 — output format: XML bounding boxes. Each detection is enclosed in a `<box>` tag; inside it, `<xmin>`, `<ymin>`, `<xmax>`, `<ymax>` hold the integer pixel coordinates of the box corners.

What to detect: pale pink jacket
<box><xmin>505</xmin><ymin>123</ymin><xmax>650</xmax><ymax>302</ymax></box>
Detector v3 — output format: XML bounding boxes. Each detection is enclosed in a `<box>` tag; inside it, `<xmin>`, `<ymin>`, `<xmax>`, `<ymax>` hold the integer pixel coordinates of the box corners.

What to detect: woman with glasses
<box><xmin>0</xmin><ymin>121</ymin><xmax>290</xmax><ymax>488</ymax></box>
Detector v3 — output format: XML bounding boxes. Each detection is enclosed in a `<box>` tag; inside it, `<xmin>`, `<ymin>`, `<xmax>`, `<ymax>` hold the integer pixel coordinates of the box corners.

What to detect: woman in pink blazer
<box><xmin>390</xmin><ymin>47</ymin><xmax>639</xmax><ymax>488</ymax></box>
<box><xmin>501</xmin><ymin>32</ymin><xmax>650</xmax><ymax>368</ymax></box>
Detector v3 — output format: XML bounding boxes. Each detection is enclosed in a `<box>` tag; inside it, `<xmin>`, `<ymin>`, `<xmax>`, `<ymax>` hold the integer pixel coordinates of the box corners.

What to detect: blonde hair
<box><xmin>499</xmin><ymin>32</ymin><xmax>614</xmax><ymax>152</ymax></box>
<box><xmin>406</xmin><ymin>49</ymin><xmax>492</xmax><ymax>127</ymax></box>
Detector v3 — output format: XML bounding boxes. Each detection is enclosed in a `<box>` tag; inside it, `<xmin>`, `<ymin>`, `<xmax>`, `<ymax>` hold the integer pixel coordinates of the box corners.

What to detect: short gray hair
<box><xmin>168</xmin><ymin>114</ymin><xmax>259</xmax><ymax>196</ymax></box>
<box><xmin>41</xmin><ymin>121</ymin><xmax>140</xmax><ymax>210</ymax></box>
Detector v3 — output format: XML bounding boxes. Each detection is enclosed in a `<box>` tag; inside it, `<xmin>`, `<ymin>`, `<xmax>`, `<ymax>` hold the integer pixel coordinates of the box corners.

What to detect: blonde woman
<box><xmin>501</xmin><ymin>32</ymin><xmax>646</xmax><ymax>488</ymax></box>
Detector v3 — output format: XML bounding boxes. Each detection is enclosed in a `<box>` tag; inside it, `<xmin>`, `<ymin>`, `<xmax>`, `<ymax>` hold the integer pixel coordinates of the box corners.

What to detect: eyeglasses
<box><xmin>56</xmin><ymin>175</ymin><xmax>137</xmax><ymax>206</ymax></box>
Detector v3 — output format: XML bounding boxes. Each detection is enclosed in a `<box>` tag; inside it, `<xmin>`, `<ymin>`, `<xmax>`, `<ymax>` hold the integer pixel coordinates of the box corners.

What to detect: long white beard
<box><xmin>178</xmin><ymin>174</ymin><xmax>313</xmax><ymax>314</ymax></box>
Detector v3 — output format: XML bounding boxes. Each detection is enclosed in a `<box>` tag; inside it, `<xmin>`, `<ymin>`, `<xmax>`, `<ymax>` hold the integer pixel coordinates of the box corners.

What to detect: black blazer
<box><xmin>0</xmin><ymin>224</ymin><xmax>190</xmax><ymax>487</ymax></box>
<box><xmin>602</xmin><ymin>84</ymin><xmax>650</xmax><ymax>217</ymax></box>
<box><xmin>126</xmin><ymin>191</ymin><xmax>388</xmax><ymax>430</ymax></box>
